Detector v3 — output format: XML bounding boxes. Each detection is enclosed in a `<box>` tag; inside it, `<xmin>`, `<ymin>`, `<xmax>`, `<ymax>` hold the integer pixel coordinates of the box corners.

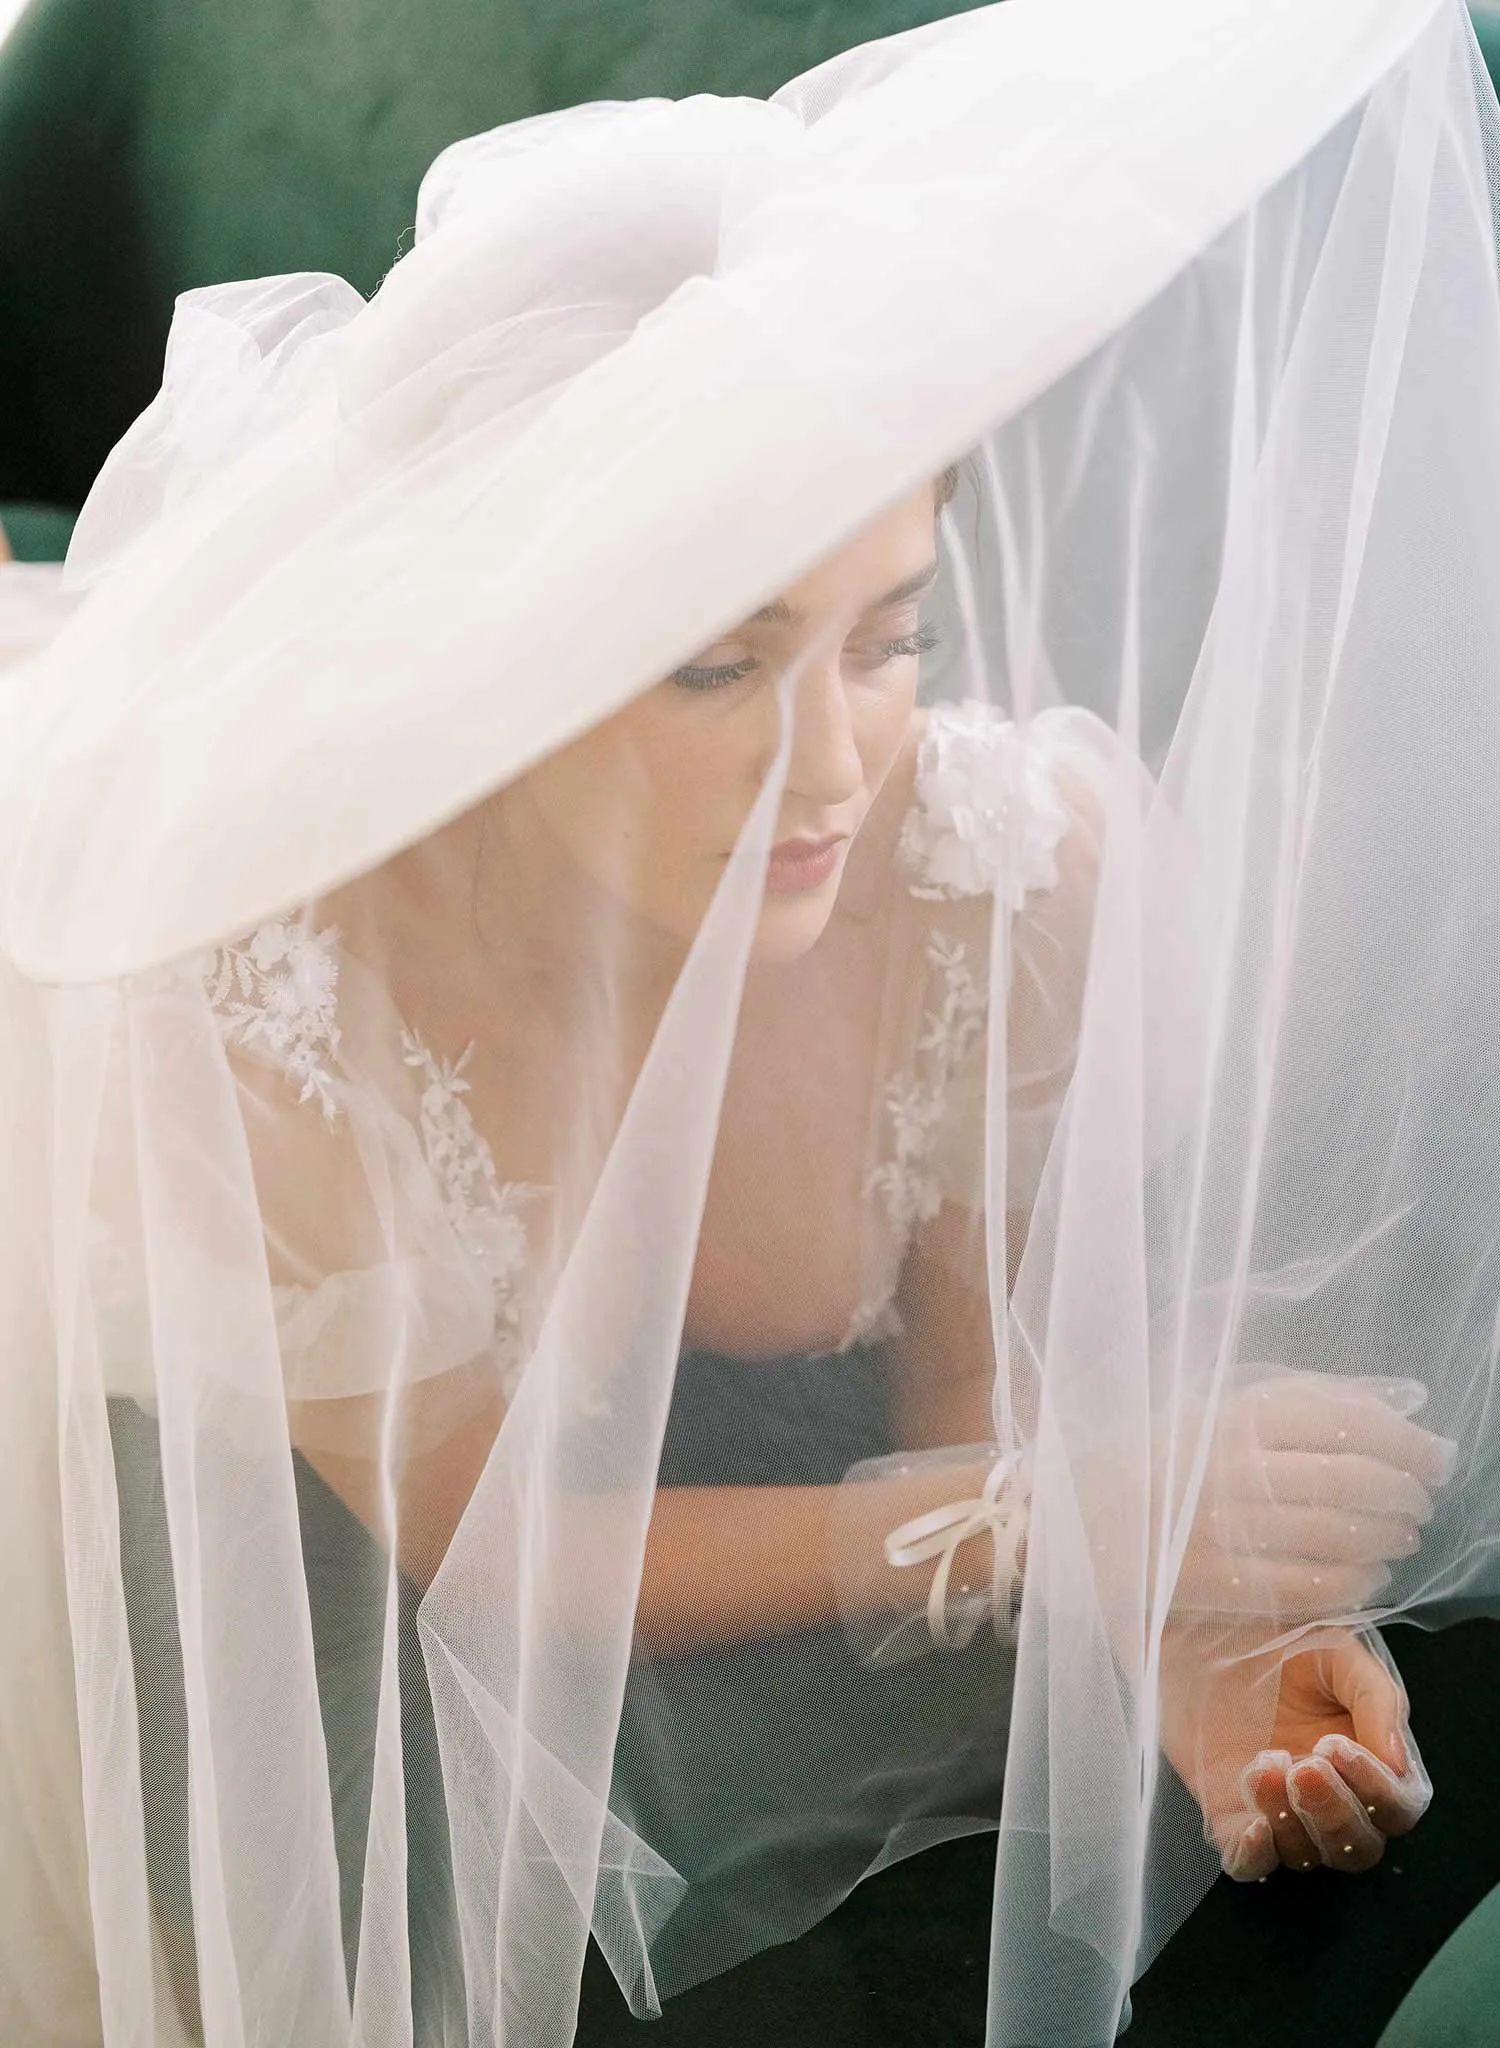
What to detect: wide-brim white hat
<box><xmin>0</xmin><ymin>0</ymin><xmax>1435</xmax><ymax>983</ymax></box>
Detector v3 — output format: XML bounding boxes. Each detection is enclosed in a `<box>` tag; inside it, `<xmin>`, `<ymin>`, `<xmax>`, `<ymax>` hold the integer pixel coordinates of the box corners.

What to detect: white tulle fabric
<box><xmin>3</xmin><ymin>2</ymin><xmax>1500</xmax><ymax>2045</ymax></box>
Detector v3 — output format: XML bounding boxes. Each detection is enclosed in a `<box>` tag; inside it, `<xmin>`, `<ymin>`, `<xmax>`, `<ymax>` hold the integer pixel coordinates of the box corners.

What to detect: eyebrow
<box><xmin>746</xmin><ymin>558</ymin><xmax>939</xmax><ymax>628</ymax></box>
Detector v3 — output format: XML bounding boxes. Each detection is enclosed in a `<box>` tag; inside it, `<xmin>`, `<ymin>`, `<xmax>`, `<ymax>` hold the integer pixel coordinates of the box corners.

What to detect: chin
<box><xmin>748</xmin><ymin>890</ymin><xmax>839</xmax><ymax>966</ymax></box>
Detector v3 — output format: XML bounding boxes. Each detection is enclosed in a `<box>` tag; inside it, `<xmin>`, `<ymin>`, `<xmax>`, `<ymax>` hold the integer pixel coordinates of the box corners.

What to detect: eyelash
<box><xmin>671</xmin><ymin>622</ymin><xmax>941</xmax><ymax>694</ymax></box>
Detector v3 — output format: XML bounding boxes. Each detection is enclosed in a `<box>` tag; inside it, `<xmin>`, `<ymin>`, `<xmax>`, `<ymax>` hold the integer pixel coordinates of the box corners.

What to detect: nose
<box><xmin>784</xmin><ymin>654</ymin><xmax>864</xmax><ymax>812</ymax></box>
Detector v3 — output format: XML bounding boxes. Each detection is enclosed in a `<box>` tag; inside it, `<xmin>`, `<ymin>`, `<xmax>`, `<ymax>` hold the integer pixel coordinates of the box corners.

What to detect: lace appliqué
<box><xmin>863</xmin><ymin>928</ymin><xmax>987</xmax><ymax>1240</ymax></box>
<box><xmin>845</xmin><ymin>929</ymin><xmax>988</xmax><ymax>1347</ymax></box>
<box><xmin>206</xmin><ymin>917</ymin><xmax>539</xmax><ymax>1394</ymax></box>
<box><xmin>898</xmin><ymin>701</ymin><xmax>1069</xmax><ymax>907</ymax></box>
<box><xmin>848</xmin><ymin>705</ymin><xmax>1069</xmax><ymax>1344</ymax></box>
<box><xmin>206</xmin><ymin>918</ymin><xmax>343</xmax><ymax>1122</ymax></box>
<box><xmin>402</xmin><ymin>1030</ymin><xmax>543</xmax><ymax>1394</ymax></box>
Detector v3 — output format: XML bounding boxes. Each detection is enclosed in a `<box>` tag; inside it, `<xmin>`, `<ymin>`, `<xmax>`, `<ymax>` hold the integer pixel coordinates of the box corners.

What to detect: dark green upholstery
<box><xmin>1378</xmin><ymin>1878</ymin><xmax>1500</xmax><ymax>2047</ymax></box>
<box><xmin>0</xmin><ymin>498</ymin><xmax>75</xmax><ymax>560</ymax></box>
<box><xmin>2</xmin><ymin>0</ymin><xmax>1498</xmax><ymax>546</ymax></box>
<box><xmin>572</xmin><ymin>1623</ymin><xmax>1500</xmax><ymax>2047</ymax></box>
<box><xmin>0</xmin><ymin>0</ymin><xmax>987</xmax><ymax>516</ymax></box>
<box><xmin>1475</xmin><ymin>4</ymin><xmax>1500</xmax><ymax>97</ymax></box>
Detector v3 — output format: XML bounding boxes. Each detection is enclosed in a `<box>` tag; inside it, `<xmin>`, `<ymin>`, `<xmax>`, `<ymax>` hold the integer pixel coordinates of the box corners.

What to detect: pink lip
<box><xmin>764</xmin><ymin>833</ymin><xmax>848</xmax><ymax>895</ymax></box>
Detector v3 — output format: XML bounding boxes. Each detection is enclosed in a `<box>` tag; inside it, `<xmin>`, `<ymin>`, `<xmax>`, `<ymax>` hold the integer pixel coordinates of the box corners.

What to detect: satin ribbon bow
<box><xmin>884</xmin><ymin>1451</ymin><xmax>1032</xmax><ymax>1650</ymax></box>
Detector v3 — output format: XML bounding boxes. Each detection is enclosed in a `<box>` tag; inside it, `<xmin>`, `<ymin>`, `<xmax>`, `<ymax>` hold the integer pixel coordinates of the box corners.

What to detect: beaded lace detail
<box><xmin>206</xmin><ymin>918</ymin><xmax>343</xmax><ymax>1123</ymax></box>
<box><xmin>846</xmin><ymin>706</ymin><xmax>1069</xmax><ymax>1342</ymax></box>
<box><xmin>401</xmin><ymin>1031</ymin><xmax>543</xmax><ymax>1390</ymax></box>
<box><xmin>207</xmin><ymin>917</ymin><xmax>541</xmax><ymax>1391</ymax></box>
<box><xmin>865</xmin><ymin>929</ymin><xmax>988</xmax><ymax>1237</ymax></box>
<box><xmin>207</xmin><ymin>706</ymin><xmax>1068</xmax><ymax>1377</ymax></box>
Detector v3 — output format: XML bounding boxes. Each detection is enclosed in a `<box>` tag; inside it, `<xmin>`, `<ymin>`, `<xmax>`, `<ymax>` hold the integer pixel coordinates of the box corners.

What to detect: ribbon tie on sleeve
<box><xmin>884</xmin><ymin>1451</ymin><xmax>1032</xmax><ymax>1650</ymax></box>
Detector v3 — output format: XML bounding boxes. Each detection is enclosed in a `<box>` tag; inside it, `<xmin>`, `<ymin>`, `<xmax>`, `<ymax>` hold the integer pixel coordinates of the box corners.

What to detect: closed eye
<box><xmin>671</xmin><ymin>621</ymin><xmax>941</xmax><ymax>693</ymax></box>
<box><xmin>670</xmin><ymin>654</ymin><xmax>760</xmax><ymax>692</ymax></box>
<box><xmin>854</xmin><ymin>622</ymin><xmax>942</xmax><ymax>668</ymax></box>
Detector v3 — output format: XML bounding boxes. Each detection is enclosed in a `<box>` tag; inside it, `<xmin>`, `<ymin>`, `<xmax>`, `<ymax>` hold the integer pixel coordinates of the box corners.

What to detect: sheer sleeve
<box><xmin>893</xmin><ymin>704</ymin><xmax>1138</xmax><ymax>1237</ymax></box>
<box><xmin>872</xmin><ymin>706</ymin><xmax>1136</xmax><ymax>1459</ymax></box>
<box><xmin>185</xmin><ymin>916</ymin><xmax>515</xmax><ymax>1467</ymax></box>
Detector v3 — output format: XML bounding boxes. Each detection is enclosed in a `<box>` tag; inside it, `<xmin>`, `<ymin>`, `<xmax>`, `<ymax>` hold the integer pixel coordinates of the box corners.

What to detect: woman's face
<box><xmin>508</xmin><ymin>484</ymin><xmax>939</xmax><ymax>965</ymax></box>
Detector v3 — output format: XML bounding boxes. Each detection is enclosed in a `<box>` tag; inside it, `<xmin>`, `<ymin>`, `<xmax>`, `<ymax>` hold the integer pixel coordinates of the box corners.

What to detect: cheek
<box><xmin>523</xmin><ymin>696</ymin><xmax>775</xmax><ymax>884</ymax></box>
<box><xmin>855</xmin><ymin>675</ymin><xmax>921</xmax><ymax>788</ymax></box>
<box><xmin>631</xmin><ymin>695</ymin><xmax>776</xmax><ymax>852</ymax></box>
<box><xmin>526</xmin><ymin>731</ymin><xmax>633</xmax><ymax>844</ymax></box>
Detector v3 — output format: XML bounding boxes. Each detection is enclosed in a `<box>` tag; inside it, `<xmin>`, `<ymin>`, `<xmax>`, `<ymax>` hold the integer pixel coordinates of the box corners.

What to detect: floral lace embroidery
<box><xmin>898</xmin><ymin>701</ymin><xmax>1069</xmax><ymax>907</ymax></box>
<box><xmin>206</xmin><ymin>916</ymin><xmax>540</xmax><ymax>1393</ymax></box>
<box><xmin>848</xmin><ymin>706</ymin><xmax>1068</xmax><ymax>1342</ymax></box>
<box><xmin>845</xmin><ymin>931</ymin><xmax>990</xmax><ymax>1346</ymax></box>
<box><xmin>206</xmin><ymin>918</ymin><xmax>343</xmax><ymax>1123</ymax></box>
<box><xmin>863</xmin><ymin>929</ymin><xmax>987</xmax><ymax>1240</ymax></box>
<box><xmin>208</xmin><ymin>705</ymin><xmax>1069</xmax><ymax>1374</ymax></box>
<box><xmin>838</xmin><ymin>1288</ymin><xmax>905</xmax><ymax>1352</ymax></box>
<box><xmin>401</xmin><ymin>1030</ymin><xmax>544</xmax><ymax>1392</ymax></box>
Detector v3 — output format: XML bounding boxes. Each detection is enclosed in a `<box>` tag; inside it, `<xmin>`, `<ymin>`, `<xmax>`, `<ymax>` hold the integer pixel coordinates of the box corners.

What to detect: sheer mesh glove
<box><xmin>830</xmin><ymin>1445</ymin><xmax>1029</xmax><ymax>1669</ymax></box>
<box><xmin>1147</xmin><ymin>1373</ymin><xmax>1455</xmax><ymax>1627</ymax></box>
<box><xmin>1160</xmin><ymin>1626</ymin><xmax>1431</xmax><ymax>1879</ymax></box>
<box><xmin>829</xmin><ymin>1374</ymin><xmax>1454</xmax><ymax>1669</ymax></box>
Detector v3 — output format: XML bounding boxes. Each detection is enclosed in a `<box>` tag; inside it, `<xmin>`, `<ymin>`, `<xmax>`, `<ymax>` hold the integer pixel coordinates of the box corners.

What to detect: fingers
<box><xmin>1212</xmin><ymin>1632</ymin><xmax>1433</xmax><ymax>1882</ymax></box>
<box><xmin>1208</xmin><ymin>1500</ymin><xmax>1421</xmax><ymax>1567</ymax></box>
<box><xmin>1241</xmin><ymin>1752</ymin><xmax>1322</xmax><ymax>1873</ymax></box>
<box><xmin>1315</xmin><ymin>1634</ymin><xmax>1408</xmax><ymax>1772</ymax></box>
<box><xmin>1174</xmin><ymin>1551</ymin><xmax>1390</xmax><ymax>1621</ymax></box>
<box><xmin>1285</xmin><ymin>1755</ymin><xmax>1388</xmax><ymax>1871</ymax></box>
<box><xmin>1222</xmin><ymin>1813</ymin><xmax>1277</xmax><ymax>1883</ymax></box>
<box><xmin>1173</xmin><ymin>1373</ymin><xmax>1456</xmax><ymax>1628</ymax></box>
<box><xmin>1247</xmin><ymin>1451</ymin><xmax>1435</xmax><ymax>1522</ymax></box>
<box><xmin>1248</xmin><ymin>1383</ymin><xmax>1457</xmax><ymax>1491</ymax></box>
<box><xmin>1247</xmin><ymin>1373</ymin><xmax>1428</xmax><ymax>1426</ymax></box>
<box><xmin>1315</xmin><ymin>1732</ymin><xmax>1433</xmax><ymax>1835</ymax></box>
<box><xmin>1240</xmin><ymin>1750</ymin><xmax>1392</xmax><ymax>1874</ymax></box>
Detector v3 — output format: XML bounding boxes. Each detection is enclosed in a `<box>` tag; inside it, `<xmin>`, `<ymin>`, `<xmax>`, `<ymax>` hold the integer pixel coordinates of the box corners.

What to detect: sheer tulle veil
<box><xmin>2</xmin><ymin>2</ymin><xmax>1500</xmax><ymax>2044</ymax></box>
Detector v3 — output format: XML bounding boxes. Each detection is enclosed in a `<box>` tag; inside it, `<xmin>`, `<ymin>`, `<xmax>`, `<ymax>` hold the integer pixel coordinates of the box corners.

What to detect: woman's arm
<box><xmin>885</xmin><ymin>1201</ymin><xmax>1026</xmax><ymax>1451</ymax></box>
<box><xmin>637</xmin><ymin>1469</ymin><xmax>994</xmax><ymax>1657</ymax></box>
<box><xmin>300</xmin><ymin>1388</ymin><xmax>998</xmax><ymax>1657</ymax></box>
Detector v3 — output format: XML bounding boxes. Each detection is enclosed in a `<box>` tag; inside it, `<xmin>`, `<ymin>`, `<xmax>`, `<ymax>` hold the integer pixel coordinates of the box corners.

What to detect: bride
<box><xmin>2</xmin><ymin>2</ymin><xmax>1496</xmax><ymax>2042</ymax></box>
<box><xmin>0</xmin><ymin>470</ymin><xmax>1451</xmax><ymax>2036</ymax></box>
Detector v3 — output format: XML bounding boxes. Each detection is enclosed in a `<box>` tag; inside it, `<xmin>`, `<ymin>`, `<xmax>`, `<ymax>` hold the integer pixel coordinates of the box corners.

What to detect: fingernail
<box><xmin>1389</xmin><ymin>1729</ymin><xmax>1409</xmax><ymax>1775</ymax></box>
<box><xmin>1290</xmin><ymin>1762</ymin><xmax>1329</xmax><ymax>1802</ymax></box>
<box><xmin>1376</xmin><ymin>1380</ymin><xmax>1429</xmax><ymax>1417</ymax></box>
<box><xmin>1252</xmin><ymin>1748</ymin><xmax>1292</xmax><ymax>1776</ymax></box>
<box><xmin>1226</xmin><ymin>1817</ymin><xmax>1271</xmax><ymax>1881</ymax></box>
<box><xmin>1313</xmin><ymin>1732</ymin><xmax>1355</xmax><ymax>1762</ymax></box>
<box><xmin>1430</xmin><ymin>1437</ymin><xmax>1459</xmax><ymax>1485</ymax></box>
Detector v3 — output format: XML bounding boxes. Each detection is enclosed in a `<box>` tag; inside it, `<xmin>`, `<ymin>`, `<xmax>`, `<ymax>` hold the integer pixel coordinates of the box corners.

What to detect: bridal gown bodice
<box><xmin>58</xmin><ymin>693</ymin><xmax>1116</xmax><ymax>1453</ymax></box>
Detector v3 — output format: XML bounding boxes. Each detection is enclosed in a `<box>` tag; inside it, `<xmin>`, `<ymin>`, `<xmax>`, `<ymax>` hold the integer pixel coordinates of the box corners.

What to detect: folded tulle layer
<box><xmin>2</xmin><ymin>6</ymin><xmax>1499</xmax><ymax>2047</ymax></box>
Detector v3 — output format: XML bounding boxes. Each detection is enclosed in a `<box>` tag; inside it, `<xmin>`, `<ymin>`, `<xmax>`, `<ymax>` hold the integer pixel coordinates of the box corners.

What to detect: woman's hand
<box><xmin>1160</xmin><ymin>1625</ymin><xmax>1431</xmax><ymax>1880</ymax></box>
<box><xmin>1229</xmin><ymin>1635</ymin><xmax>1432</xmax><ymax>1877</ymax></box>
<box><xmin>1167</xmin><ymin>1374</ymin><xmax>1454</xmax><ymax>1625</ymax></box>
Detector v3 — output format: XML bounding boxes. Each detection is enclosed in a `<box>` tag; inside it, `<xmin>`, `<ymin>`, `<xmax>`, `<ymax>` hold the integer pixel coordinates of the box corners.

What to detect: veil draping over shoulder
<box><xmin>1</xmin><ymin>2</ymin><xmax>1499</xmax><ymax>2044</ymax></box>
